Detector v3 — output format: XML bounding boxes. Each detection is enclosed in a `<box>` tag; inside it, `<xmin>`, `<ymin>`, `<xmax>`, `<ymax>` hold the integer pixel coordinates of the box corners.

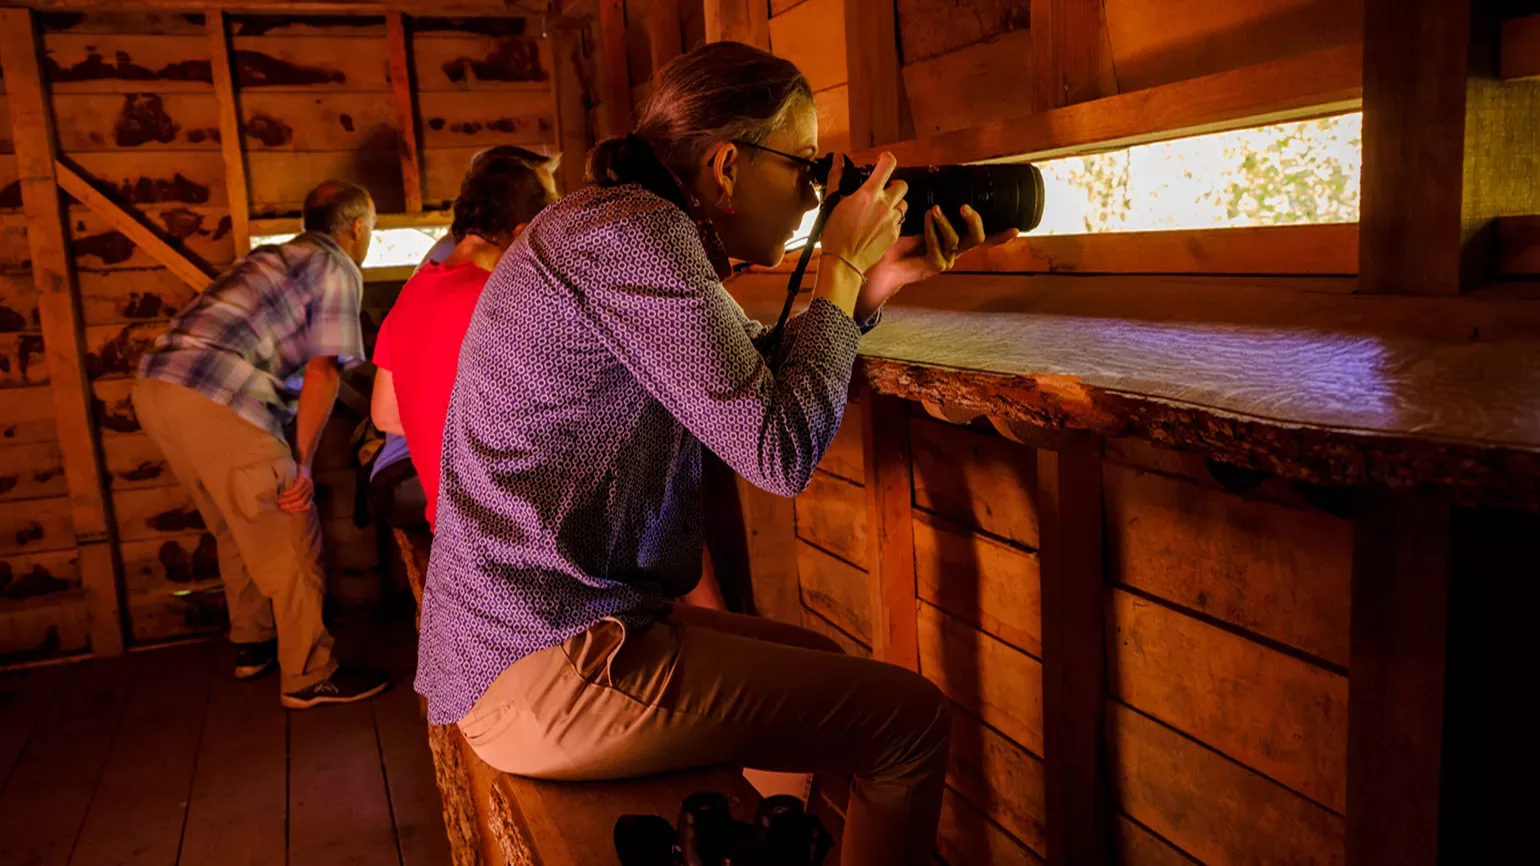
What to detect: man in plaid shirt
<box><xmin>134</xmin><ymin>180</ymin><xmax>388</xmax><ymax>709</ymax></box>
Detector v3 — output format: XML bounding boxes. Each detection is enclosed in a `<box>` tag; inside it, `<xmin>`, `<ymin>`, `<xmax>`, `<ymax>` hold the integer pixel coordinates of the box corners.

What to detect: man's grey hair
<box><xmin>301</xmin><ymin>180</ymin><xmax>374</xmax><ymax>235</ymax></box>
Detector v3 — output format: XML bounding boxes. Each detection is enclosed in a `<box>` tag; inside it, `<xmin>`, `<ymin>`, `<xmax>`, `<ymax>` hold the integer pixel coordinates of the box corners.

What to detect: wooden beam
<box><xmin>1360</xmin><ymin>1</ymin><xmax>1540</xmax><ymax>294</ymax></box>
<box><xmin>857</xmin><ymin>43</ymin><xmax>1362</xmax><ymax>166</ymax></box>
<box><xmin>704</xmin><ymin>0</ymin><xmax>770</xmax><ymax>49</ymax></box>
<box><xmin>387</xmin><ymin>11</ymin><xmax>425</xmax><ymax>213</ymax></box>
<box><xmin>1347</xmin><ymin>492</ymin><xmax>1450</xmax><ymax>866</ymax></box>
<box><xmin>597</xmin><ymin>0</ymin><xmax>634</xmax><ymax>137</ymax></box>
<box><xmin>845</xmin><ymin>0</ymin><xmax>904</xmax><ymax>148</ymax></box>
<box><xmin>648</xmin><ymin>0</ymin><xmax>685</xmax><ymax>74</ymax></box>
<box><xmin>1030</xmin><ymin>0</ymin><xmax>1119</xmax><ymax>112</ymax></box>
<box><xmin>1502</xmin><ymin>14</ymin><xmax>1540</xmax><ymax>81</ymax></box>
<box><xmin>860</xmin><ymin>388</ymin><xmax>919</xmax><ymax>670</ymax></box>
<box><xmin>961</xmin><ymin>223</ymin><xmax>1360</xmax><ymax>276</ymax></box>
<box><xmin>1035</xmin><ymin>435</ymin><xmax>1108</xmax><ymax>866</ymax></box>
<box><xmin>760</xmin><ymin>224</ymin><xmax>1361</xmax><ymax>277</ymax></box>
<box><xmin>0</xmin><ymin>7</ymin><xmax>126</xmax><ymax>657</ymax></box>
<box><xmin>1359</xmin><ymin>0</ymin><xmax>1470</xmax><ymax>296</ymax></box>
<box><xmin>1498</xmin><ymin>214</ymin><xmax>1540</xmax><ymax>275</ymax></box>
<box><xmin>206</xmin><ymin>9</ymin><xmax>252</xmax><ymax>258</ymax></box>
<box><xmin>548</xmin><ymin>12</ymin><xmax>596</xmax><ymax>194</ymax></box>
<box><xmin>18</xmin><ymin>1</ymin><xmax>546</xmax><ymax>12</ymax></box>
<box><xmin>250</xmin><ymin>211</ymin><xmax>453</xmax><ymax>238</ymax></box>
<box><xmin>54</xmin><ymin>162</ymin><xmax>215</xmax><ymax>291</ymax></box>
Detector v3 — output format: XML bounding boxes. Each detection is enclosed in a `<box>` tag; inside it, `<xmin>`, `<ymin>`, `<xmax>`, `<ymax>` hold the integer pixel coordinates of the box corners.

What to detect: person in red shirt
<box><xmin>370</xmin><ymin>147</ymin><xmax>559</xmax><ymax>531</ymax></box>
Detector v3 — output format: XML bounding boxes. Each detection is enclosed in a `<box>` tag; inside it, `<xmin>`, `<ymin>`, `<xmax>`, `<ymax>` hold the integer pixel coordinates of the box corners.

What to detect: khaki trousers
<box><xmin>133</xmin><ymin>378</ymin><xmax>337</xmax><ymax>692</ymax></box>
<box><xmin>457</xmin><ymin>603</ymin><xmax>951</xmax><ymax>866</ymax></box>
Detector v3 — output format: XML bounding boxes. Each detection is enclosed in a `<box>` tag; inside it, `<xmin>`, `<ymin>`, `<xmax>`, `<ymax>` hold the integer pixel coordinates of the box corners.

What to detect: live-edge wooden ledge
<box><xmin>729</xmin><ymin>272</ymin><xmax>1540</xmax><ymax>509</ymax></box>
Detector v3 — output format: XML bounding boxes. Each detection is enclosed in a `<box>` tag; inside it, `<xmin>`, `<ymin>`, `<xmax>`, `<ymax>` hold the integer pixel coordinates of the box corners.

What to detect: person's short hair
<box><xmin>302</xmin><ymin>180</ymin><xmax>375</xmax><ymax>235</ymax></box>
<box><xmin>450</xmin><ymin>147</ymin><xmax>560</xmax><ymax>244</ymax></box>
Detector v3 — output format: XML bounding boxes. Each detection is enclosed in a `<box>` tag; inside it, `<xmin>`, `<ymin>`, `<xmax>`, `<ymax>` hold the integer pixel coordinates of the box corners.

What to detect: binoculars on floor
<box><xmin>614</xmin><ymin>791</ymin><xmax>834</xmax><ymax>866</ymax></box>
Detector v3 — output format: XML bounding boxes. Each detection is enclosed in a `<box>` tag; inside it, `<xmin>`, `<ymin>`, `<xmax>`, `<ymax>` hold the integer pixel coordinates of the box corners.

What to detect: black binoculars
<box><xmin>809</xmin><ymin>153</ymin><xmax>1046</xmax><ymax>237</ymax></box>
<box><xmin>614</xmin><ymin>792</ymin><xmax>834</xmax><ymax>866</ymax></box>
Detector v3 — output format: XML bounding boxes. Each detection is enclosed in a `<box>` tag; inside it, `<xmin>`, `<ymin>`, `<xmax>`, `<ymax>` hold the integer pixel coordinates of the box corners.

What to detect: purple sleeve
<box><xmin>569</xmin><ymin>203</ymin><xmax>862</xmax><ymax>497</ymax></box>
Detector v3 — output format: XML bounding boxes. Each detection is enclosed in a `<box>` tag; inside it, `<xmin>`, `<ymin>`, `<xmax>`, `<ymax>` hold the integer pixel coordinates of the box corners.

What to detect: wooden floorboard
<box><xmin>71</xmin><ymin>642</ymin><xmax>216</xmax><ymax>866</ymax></box>
<box><xmin>289</xmin><ymin>699</ymin><xmax>402</xmax><ymax>866</ymax></box>
<box><xmin>367</xmin><ymin>612</ymin><xmax>452</xmax><ymax>866</ymax></box>
<box><xmin>1</xmin><ymin>612</ymin><xmax>450</xmax><ymax>866</ymax></box>
<box><xmin>0</xmin><ymin>662</ymin><xmax>69</xmax><ymax>796</ymax></box>
<box><xmin>178</xmin><ymin>643</ymin><xmax>289</xmax><ymax>866</ymax></box>
<box><xmin>0</xmin><ymin>654</ymin><xmax>140</xmax><ymax>866</ymax></box>
<box><xmin>374</xmin><ymin>668</ymin><xmax>452</xmax><ymax>866</ymax></box>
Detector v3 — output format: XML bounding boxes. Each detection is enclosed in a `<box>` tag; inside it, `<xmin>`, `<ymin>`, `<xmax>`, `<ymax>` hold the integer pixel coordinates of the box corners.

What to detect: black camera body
<box><xmin>810</xmin><ymin>153</ymin><xmax>1046</xmax><ymax>237</ymax></box>
<box><xmin>614</xmin><ymin>792</ymin><xmax>834</xmax><ymax>866</ymax></box>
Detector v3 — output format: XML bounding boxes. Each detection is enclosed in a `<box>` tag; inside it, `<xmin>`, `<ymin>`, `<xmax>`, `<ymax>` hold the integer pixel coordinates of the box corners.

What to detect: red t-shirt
<box><xmin>372</xmin><ymin>259</ymin><xmax>491</xmax><ymax>531</ymax></box>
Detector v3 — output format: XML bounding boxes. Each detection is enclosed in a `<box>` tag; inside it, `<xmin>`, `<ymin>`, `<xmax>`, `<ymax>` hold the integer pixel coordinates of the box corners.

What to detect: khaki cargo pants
<box><xmin>133</xmin><ymin>378</ymin><xmax>337</xmax><ymax>692</ymax></box>
<box><xmin>457</xmin><ymin>603</ymin><xmax>952</xmax><ymax>866</ymax></box>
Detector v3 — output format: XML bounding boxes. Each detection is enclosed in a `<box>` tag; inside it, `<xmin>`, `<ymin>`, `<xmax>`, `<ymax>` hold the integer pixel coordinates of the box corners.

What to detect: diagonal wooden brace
<box><xmin>53</xmin><ymin>160</ymin><xmax>216</xmax><ymax>292</ymax></box>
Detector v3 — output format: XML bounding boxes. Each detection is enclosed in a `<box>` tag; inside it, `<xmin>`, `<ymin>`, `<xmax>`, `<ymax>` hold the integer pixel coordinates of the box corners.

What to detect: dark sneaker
<box><xmin>234</xmin><ymin>640</ymin><xmax>277</xmax><ymax>680</ymax></box>
<box><xmin>281</xmin><ymin>664</ymin><xmax>390</xmax><ymax>710</ymax></box>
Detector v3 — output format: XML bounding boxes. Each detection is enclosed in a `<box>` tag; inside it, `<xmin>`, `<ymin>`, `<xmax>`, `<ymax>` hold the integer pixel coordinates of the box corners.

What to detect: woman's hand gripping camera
<box><xmin>815</xmin><ymin>152</ymin><xmax>1019</xmax><ymax>322</ymax></box>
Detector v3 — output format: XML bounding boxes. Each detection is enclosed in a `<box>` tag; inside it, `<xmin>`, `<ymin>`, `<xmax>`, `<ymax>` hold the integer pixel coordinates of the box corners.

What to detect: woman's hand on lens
<box><xmin>856</xmin><ymin>205</ymin><xmax>1018</xmax><ymax>321</ymax></box>
<box><xmin>815</xmin><ymin>153</ymin><xmax>906</xmax><ymax>314</ymax></box>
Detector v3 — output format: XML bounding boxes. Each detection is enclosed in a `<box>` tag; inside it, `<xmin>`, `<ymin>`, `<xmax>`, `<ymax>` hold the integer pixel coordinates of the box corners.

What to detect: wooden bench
<box><xmin>391</xmin><ymin>528</ymin><xmax>766</xmax><ymax>866</ymax></box>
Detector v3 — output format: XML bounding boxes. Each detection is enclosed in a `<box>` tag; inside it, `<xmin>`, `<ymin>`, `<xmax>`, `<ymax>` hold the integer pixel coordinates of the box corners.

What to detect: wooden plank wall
<box><xmin>784</xmin><ymin>402</ymin><xmax>1351</xmax><ymax>864</ymax></box>
<box><xmin>769</xmin><ymin>0</ymin><xmax>850</xmax><ymax>155</ymax></box>
<box><xmin>0</xmin><ymin>8</ymin><xmax>558</xmax><ymax>660</ymax></box>
<box><xmin>757</xmin><ymin>0</ymin><xmax>1363</xmax><ymax>153</ymax></box>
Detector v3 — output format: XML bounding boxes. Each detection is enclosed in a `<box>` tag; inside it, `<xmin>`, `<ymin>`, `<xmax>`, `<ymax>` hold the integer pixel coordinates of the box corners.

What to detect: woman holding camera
<box><xmin>416</xmin><ymin>41</ymin><xmax>1009</xmax><ymax>865</ymax></box>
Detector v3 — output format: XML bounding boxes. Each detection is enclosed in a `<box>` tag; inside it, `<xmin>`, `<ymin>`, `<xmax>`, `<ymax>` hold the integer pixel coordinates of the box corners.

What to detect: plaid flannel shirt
<box><xmin>137</xmin><ymin>232</ymin><xmax>365</xmax><ymax>442</ymax></box>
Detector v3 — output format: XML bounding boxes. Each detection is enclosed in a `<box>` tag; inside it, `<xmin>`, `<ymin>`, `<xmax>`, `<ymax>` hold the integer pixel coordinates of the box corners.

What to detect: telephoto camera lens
<box><xmin>887</xmin><ymin>163</ymin><xmax>1045</xmax><ymax>237</ymax></box>
<box><xmin>813</xmin><ymin>155</ymin><xmax>1046</xmax><ymax>237</ymax></box>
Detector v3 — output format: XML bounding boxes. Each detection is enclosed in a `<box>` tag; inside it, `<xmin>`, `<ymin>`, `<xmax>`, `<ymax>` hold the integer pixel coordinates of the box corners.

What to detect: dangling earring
<box><xmin>717</xmin><ymin>191</ymin><xmax>736</xmax><ymax>216</ymax></box>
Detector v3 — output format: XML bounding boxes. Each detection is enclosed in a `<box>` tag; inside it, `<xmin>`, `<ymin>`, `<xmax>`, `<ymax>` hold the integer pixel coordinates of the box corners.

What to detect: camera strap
<box><xmin>761</xmin><ymin>192</ymin><xmax>842</xmax><ymax>366</ymax></box>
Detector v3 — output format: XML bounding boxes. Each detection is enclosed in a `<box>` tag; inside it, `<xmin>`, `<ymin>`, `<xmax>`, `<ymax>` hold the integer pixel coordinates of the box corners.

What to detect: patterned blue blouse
<box><xmin>415</xmin><ymin>182</ymin><xmax>864</xmax><ymax>724</ymax></box>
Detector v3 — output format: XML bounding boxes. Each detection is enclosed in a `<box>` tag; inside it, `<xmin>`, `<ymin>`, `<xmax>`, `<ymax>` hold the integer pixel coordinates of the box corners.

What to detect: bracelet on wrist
<box><xmin>828</xmin><ymin>253</ymin><xmax>868</xmax><ymax>286</ymax></box>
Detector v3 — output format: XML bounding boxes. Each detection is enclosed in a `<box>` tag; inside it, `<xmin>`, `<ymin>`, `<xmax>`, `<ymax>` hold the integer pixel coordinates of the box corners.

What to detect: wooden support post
<box><xmin>860</xmin><ymin>387</ymin><xmax>919</xmax><ymax>670</ymax></box>
<box><xmin>704</xmin><ymin>0</ymin><xmax>770</xmax><ymax>49</ymax></box>
<box><xmin>387</xmin><ymin>11</ymin><xmax>425</xmax><ymax>213</ymax></box>
<box><xmin>1503</xmin><ymin>14</ymin><xmax>1540</xmax><ymax>81</ymax></box>
<box><xmin>0</xmin><ymin>8</ymin><xmax>125</xmax><ymax>657</ymax></box>
<box><xmin>596</xmin><ymin>0</ymin><xmax>635</xmax><ymax>138</ymax></box>
<box><xmin>648</xmin><ymin>0</ymin><xmax>685</xmax><ymax>73</ymax></box>
<box><xmin>1035</xmin><ymin>435</ymin><xmax>1108</xmax><ymax>866</ymax></box>
<box><xmin>1346</xmin><ymin>492</ymin><xmax>1450</xmax><ymax>866</ymax></box>
<box><xmin>206</xmin><ymin>9</ymin><xmax>252</xmax><ymax>257</ymax></box>
<box><xmin>1360</xmin><ymin>0</ymin><xmax>1540</xmax><ymax>294</ymax></box>
<box><xmin>1030</xmin><ymin>0</ymin><xmax>1119</xmax><ymax>112</ymax></box>
<box><xmin>55</xmin><ymin>161</ymin><xmax>215</xmax><ymax>290</ymax></box>
<box><xmin>547</xmin><ymin>14</ymin><xmax>595</xmax><ymax>195</ymax></box>
<box><xmin>844</xmin><ymin>0</ymin><xmax>904</xmax><ymax>148</ymax></box>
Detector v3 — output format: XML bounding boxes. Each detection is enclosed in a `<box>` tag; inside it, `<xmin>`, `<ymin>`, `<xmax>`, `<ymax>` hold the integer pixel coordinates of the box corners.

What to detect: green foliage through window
<box><xmin>1033</xmin><ymin>113</ymin><xmax>1362</xmax><ymax>235</ymax></box>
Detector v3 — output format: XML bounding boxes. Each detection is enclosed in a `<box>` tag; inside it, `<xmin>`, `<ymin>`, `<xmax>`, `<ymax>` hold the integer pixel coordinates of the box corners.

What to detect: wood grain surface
<box><xmin>730</xmin><ymin>272</ymin><xmax>1540</xmax><ymax>503</ymax></box>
